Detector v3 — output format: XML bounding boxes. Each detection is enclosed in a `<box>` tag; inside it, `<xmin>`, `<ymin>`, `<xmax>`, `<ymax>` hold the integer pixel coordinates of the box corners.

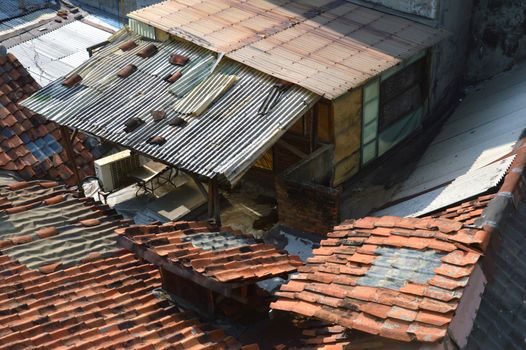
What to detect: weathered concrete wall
<box><xmin>361</xmin><ymin>0</ymin><xmax>438</xmax><ymax>19</ymax></box>
<box><xmin>466</xmin><ymin>0</ymin><xmax>526</xmax><ymax>83</ymax></box>
<box><xmin>74</xmin><ymin>0</ymin><xmax>160</xmax><ymax>19</ymax></box>
<box><xmin>427</xmin><ymin>0</ymin><xmax>474</xmax><ymax>118</ymax></box>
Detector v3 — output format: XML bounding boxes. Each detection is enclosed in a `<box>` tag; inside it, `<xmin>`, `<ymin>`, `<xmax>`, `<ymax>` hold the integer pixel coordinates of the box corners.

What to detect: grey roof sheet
<box><xmin>9</xmin><ymin>20</ymin><xmax>112</xmax><ymax>86</ymax></box>
<box><xmin>0</xmin><ymin>0</ymin><xmax>52</xmax><ymax>22</ymax></box>
<box><xmin>21</xmin><ymin>29</ymin><xmax>320</xmax><ymax>185</ymax></box>
<box><xmin>375</xmin><ymin>61</ymin><xmax>526</xmax><ymax>217</ymax></box>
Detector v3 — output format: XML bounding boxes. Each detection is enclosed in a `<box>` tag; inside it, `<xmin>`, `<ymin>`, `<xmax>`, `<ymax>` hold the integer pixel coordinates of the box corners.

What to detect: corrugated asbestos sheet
<box><xmin>374</xmin><ymin>62</ymin><xmax>526</xmax><ymax>218</ymax></box>
<box><xmin>390</xmin><ymin>62</ymin><xmax>526</xmax><ymax>202</ymax></box>
<box><xmin>129</xmin><ymin>0</ymin><xmax>447</xmax><ymax>99</ymax></box>
<box><xmin>9</xmin><ymin>20</ymin><xmax>112</xmax><ymax>86</ymax></box>
<box><xmin>0</xmin><ymin>0</ymin><xmax>51</xmax><ymax>22</ymax></box>
<box><xmin>374</xmin><ymin>156</ymin><xmax>515</xmax><ymax>218</ymax></box>
<box><xmin>21</xmin><ymin>29</ymin><xmax>320</xmax><ymax>186</ymax></box>
<box><xmin>0</xmin><ymin>8</ymin><xmax>56</xmax><ymax>35</ymax></box>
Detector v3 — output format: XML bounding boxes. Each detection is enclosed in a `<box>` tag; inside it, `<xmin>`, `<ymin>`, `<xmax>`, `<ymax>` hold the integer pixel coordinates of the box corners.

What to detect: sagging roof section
<box><xmin>0</xmin><ymin>53</ymin><xmax>95</xmax><ymax>185</ymax></box>
<box><xmin>0</xmin><ymin>178</ymin><xmax>260</xmax><ymax>349</ymax></box>
<box><xmin>21</xmin><ymin>28</ymin><xmax>320</xmax><ymax>185</ymax></box>
<box><xmin>271</xmin><ymin>216</ymin><xmax>486</xmax><ymax>343</ymax></box>
<box><xmin>116</xmin><ymin>221</ymin><xmax>302</xmax><ymax>285</ymax></box>
<box><xmin>0</xmin><ymin>180</ymin><xmax>130</xmax><ymax>271</ymax></box>
<box><xmin>129</xmin><ymin>0</ymin><xmax>447</xmax><ymax>99</ymax></box>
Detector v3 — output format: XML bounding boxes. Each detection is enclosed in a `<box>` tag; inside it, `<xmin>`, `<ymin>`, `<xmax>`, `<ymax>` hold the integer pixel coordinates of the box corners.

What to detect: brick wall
<box><xmin>276</xmin><ymin>177</ymin><xmax>341</xmax><ymax>236</ymax></box>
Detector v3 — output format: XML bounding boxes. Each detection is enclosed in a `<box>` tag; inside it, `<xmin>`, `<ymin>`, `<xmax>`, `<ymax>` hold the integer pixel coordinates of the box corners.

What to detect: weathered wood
<box><xmin>116</xmin><ymin>235</ymin><xmax>249</xmax><ymax>303</ymax></box>
<box><xmin>331</xmin><ymin>89</ymin><xmax>363</xmax><ymax>186</ymax></box>
<box><xmin>277</xmin><ymin>139</ymin><xmax>307</xmax><ymax>159</ymax></box>
<box><xmin>59</xmin><ymin>126</ymin><xmax>82</xmax><ymax>191</ymax></box>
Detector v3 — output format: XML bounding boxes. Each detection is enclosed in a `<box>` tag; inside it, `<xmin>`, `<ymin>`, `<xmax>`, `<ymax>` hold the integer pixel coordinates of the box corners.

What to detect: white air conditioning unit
<box><xmin>94</xmin><ymin>150</ymin><xmax>140</xmax><ymax>191</ymax></box>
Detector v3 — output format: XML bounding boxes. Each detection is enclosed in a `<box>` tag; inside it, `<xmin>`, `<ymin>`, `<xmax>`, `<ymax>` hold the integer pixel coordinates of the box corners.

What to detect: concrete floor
<box><xmin>220</xmin><ymin>184</ymin><xmax>277</xmax><ymax>238</ymax></box>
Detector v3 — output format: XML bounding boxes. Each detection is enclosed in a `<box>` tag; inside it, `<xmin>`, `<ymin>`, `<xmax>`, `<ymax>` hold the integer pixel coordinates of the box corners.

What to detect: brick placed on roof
<box><xmin>116</xmin><ymin>221</ymin><xmax>302</xmax><ymax>284</ymax></box>
<box><xmin>271</xmin><ymin>216</ymin><xmax>485</xmax><ymax>343</ymax></box>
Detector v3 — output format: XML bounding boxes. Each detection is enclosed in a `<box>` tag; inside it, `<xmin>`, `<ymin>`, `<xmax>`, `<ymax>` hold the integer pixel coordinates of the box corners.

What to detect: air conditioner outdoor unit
<box><xmin>94</xmin><ymin>150</ymin><xmax>140</xmax><ymax>191</ymax></box>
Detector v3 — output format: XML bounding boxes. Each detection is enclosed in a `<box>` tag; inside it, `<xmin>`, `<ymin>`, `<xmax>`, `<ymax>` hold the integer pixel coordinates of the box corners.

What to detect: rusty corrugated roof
<box><xmin>21</xmin><ymin>29</ymin><xmax>319</xmax><ymax>185</ymax></box>
<box><xmin>129</xmin><ymin>0</ymin><xmax>447</xmax><ymax>99</ymax></box>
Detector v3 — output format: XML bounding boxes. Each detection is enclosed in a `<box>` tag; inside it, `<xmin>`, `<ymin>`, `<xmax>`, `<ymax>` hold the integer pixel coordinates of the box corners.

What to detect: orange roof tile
<box><xmin>0</xmin><ymin>53</ymin><xmax>94</xmax><ymax>185</ymax></box>
<box><xmin>0</xmin><ymin>250</ymin><xmax>256</xmax><ymax>349</ymax></box>
<box><xmin>117</xmin><ymin>222</ymin><xmax>302</xmax><ymax>286</ymax></box>
<box><xmin>271</xmin><ymin>216</ymin><xmax>485</xmax><ymax>343</ymax></box>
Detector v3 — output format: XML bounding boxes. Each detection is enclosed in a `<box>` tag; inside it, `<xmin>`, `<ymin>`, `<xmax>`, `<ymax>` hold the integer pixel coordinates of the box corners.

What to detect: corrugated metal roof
<box><xmin>0</xmin><ymin>0</ymin><xmax>51</xmax><ymax>22</ymax></box>
<box><xmin>0</xmin><ymin>8</ymin><xmax>56</xmax><ymax>35</ymax></box>
<box><xmin>129</xmin><ymin>0</ymin><xmax>447</xmax><ymax>99</ymax></box>
<box><xmin>21</xmin><ymin>29</ymin><xmax>320</xmax><ymax>185</ymax></box>
<box><xmin>9</xmin><ymin>20</ymin><xmax>112</xmax><ymax>86</ymax></box>
<box><xmin>391</xmin><ymin>63</ymin><xmax>526</xmax><ymax>202</ymax></box>
<box><xmin>372</xmin><ymin>61</ymin><xmax>526</xmax><ymax>219</ymax></box>
<box><xmin>374</xmin><ymin>156</ymin><xmax>515</xmax><ymax>217</ymax></box>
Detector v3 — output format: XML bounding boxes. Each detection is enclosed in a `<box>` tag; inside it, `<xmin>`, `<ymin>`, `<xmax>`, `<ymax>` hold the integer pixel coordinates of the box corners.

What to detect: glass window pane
<box><xmin>364</xmin><ymin>79</ymin><xmax>379</xmax><ymax>102</ymax></box>
<box><xmin>363</xmin><ymin>99</ymin><xmax>379</xmax><ymax>125</ymax></box>
<box><xmin>363</xmin><ymin>120</ymin><xmax>377</xmax><ymax>144</ymax></box>
<box><xmin>362</xmin><ymin>141</ymin><xmax>377</xmax><ymax>165</ymax></box>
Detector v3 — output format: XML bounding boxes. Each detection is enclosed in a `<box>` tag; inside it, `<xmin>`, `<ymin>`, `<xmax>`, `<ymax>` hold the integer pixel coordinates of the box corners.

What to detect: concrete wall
<box><xmin>74</xmin><ymin>0</ymin><xmax>160</xmax><ymax>19</ymax></box>
<box><xmin>466</xmin><ymin>0</ymin><xmax>526</xmax><ymax>83</ymax></box>
<box><xmin>361</xmin><ymin>0</ymin><xmax>439</xmax><ymax>19</ymax></box>
<box><xmin>427</xmin><ymin>0</ymin><xmax>474</xmax><ymax>119</ymax></box>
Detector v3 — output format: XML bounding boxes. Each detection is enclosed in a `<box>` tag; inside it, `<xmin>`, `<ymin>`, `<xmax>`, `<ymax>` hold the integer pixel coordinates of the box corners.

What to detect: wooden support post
<box><xmin>310</xmin><ymin>105</ymin><xmax>318</xmax><ymax>152</ymax></box>
<box><xmin>212</xmin><ymin>179</ymin><xmax>221</xmax><ymax>226</ymax></box>
<box><xmin>207</xmin><ymin>181</ymin><xmax>214</xmax><ymax>220</ymax></box>
<box><xmin>59</xmin><ymin>126</ymin><xmax>82</xmax><ymax>193</ymax></box>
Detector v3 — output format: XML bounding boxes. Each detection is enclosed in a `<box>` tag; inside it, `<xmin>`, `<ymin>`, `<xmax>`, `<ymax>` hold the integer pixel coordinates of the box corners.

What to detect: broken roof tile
<box><xmin>117</xmin><ymin>222</ymin><xmax>300</xmax><ymax>287</ymax></box>
<box><xmin>272</xmin><ymin>216</ymin><xmax>484</xmax><ymax>343</ymax></box>
<box><xmin>119</xmin><ymin>40</ymin><xmax>138</xmax><ymax>51</ymax></box>
<box><xmin>117</xmin><ymin>64</ymin><xmax>137</xmax><ymax>78</ymax></box>
<box><xmin>62</xmin><ymin>73</ymin><xmax>82</xmax><ymax>88</ymax></box>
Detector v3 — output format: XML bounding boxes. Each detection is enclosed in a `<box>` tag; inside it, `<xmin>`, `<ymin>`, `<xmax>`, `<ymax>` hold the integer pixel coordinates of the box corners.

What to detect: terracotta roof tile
<box><xmin>425</xmin><ymin>193</ymin><xmax>495</xmax><ymax>225</ymax></box>
<box><xmin>0</xmin><ymin>53</ymin><xmax>95</xmax><ymax>185</ymax></box>
<box><xmin>0</xmin><ymin>251</ymin><xmax>253</xmax><ymax>349</ymax></box>
<box><xmin>272</xmin><ymin>216</ymin><xmax>485</xmax><ymax>343</ymax></box>
<box><xmin>117</xmin><ymin>222</ymin><xmax>300</xmax><ymax>286</ymax></box>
